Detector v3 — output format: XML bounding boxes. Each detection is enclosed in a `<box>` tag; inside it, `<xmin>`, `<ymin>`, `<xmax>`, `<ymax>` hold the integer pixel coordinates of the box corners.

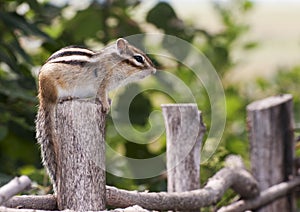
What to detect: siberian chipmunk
<box><xmin>36</xmin><ymin>38</ymin><xmax>156</xmax><ymax>192</ymax></box>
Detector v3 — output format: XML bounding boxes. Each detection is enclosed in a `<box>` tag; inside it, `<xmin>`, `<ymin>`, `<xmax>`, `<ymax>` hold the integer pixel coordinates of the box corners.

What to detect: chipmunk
<box><xmin>36</xmin><ymin>38</ymin><xmax>156</xmax><ymax>192</ymax></box>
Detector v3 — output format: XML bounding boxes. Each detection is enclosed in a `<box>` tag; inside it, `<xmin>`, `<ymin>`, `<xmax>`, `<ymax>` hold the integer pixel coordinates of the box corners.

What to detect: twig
<box><xmin>0</xmin><ymin>176</ymin><xmax>31</xmax><ymax>205</ymax></box>
<box><xmin>218</xmin><ymin>176</ymin><xmax>300</xmax><ymax>212</ymax></box>
<box><xmin>3</xmin><ymin>195</ymin><xmax>57</xmax><ymax>210</ymax></box>
<box><xmin>4</xmin><ymin>156</ymin><xmax>259</xmax><ymax>211</ymax></box>
<box><xmin>0</xmin><ymin>207</ymin><xmax>56</xmax><ymax>212</ymax></box>
<box><xmin>0</xmin><ymin>205</ymin><xmax>150</xmax><ymax>212</ymax></box>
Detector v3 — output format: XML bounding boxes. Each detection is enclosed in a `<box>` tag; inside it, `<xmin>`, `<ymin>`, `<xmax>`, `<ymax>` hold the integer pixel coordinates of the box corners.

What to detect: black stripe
<box><xmin>120</xmin><ymin>45</ymin><xmax>154</xmax><ymax>68</ymax></box>
<box><xmin>47</xmin><ymin>50</ymin><xmax>94</xmax><ymax>62</ymax></box>
<box><xmin>50</xmin><ymin>60</ymin><xmax>88</xmax><ymax>67</ymax></box>
<box><xmin>129</xmin><ymin>46</ymin><xmax>155</xmax><ymax>68</ymax></box>
<box><xmin>123</xmin><ymin>59</ymin><xmax>140</xmax><ymax>68</ymax></box>
<box><xmin>111</xmin><ymin>53</ymin><xmax>141</xmax><ymax>68</ymax></box>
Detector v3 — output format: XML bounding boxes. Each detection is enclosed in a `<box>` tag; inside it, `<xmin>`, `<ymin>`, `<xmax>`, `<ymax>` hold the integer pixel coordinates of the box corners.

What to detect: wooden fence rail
<box><xmin>0</xmin><ymin>94</ymin><xmax>299</xmax><ymax>211</ymax></box>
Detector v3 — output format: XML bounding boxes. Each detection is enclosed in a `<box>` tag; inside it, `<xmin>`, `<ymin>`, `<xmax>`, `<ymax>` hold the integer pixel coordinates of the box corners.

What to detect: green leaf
<box><xmin>0</xmin><ymin>125</ymin><xmax>8</xmax><ymax>140</ymax></box>
<box><xmin>146</xmin><ymin>2</ymin><xmax>178</xmax><ymax>31</ymax></box>
<box><xmin>243</xmin><ymin>0</ymin><xmax>254</xmax><ymax>12</ymax></box>
<box><xmin>0</xmin><ymin>173</ymin><xmax>12</xmax><ymax>186</ymax></box>
<box><xmin>0</xmin><ymin>48</ymin><xmax>18</xmax><ymax>71</ymax></box>
<box><xmin>61</xmin><ymin>5</ymin><xmax>103</xmax><ymax>43</ymax></box>
<box><xmin>18</xmin><ymin>165</ymin><xmax>36</xmax><ymax>176</ymax></box>
<box><xmin>0</xmin><ymin>11</ymin><xmax>50</xmax><ymax>39</ymax></box>
<box><xmin>243</xmin><ymin>41</ymin><xmax>258</xmax><ymax>50</ymax></box>
<box><xmin>146</xmin><ymin>2</ymin><xmax>193</xmax><ymax>41</ymax></box>
<box><xmin>10</xmin><ymin>36</ymin><xmax>32</xmax><ymax>63</ymax></box>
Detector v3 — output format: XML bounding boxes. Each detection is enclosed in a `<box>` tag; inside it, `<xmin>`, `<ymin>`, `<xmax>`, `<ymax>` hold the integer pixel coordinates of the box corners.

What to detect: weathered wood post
<box><xmin>55</xmin><ymin>100</ymin><xmax>106</xmax><ymax>211</ymax></box>
<box><xmin>162</xmin><ymin>104</ymin><xmax>205</xmax><ymax>211</ymax></box>
<box><xmin>247</xmin><ymin>94</ymin><xmax>295</xmax><ymax>212</ymax></box>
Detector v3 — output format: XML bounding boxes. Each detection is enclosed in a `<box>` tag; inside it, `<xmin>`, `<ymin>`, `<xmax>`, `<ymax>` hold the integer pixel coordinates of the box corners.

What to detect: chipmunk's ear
<box><xmin>116</xmin><ymin>38</ymin><xmax>128</xmax><ymax>54</ymax></box>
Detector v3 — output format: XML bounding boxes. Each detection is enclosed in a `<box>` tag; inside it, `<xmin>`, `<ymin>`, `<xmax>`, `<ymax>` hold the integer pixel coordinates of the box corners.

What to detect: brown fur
<box><xmin>36</xmin><ymin>70</ymin><xmax>60</xmax><ymax>191</ymax></box>
<box><xmin>38</xmin><ymin>73</ymin><xmax>58</xmax><ymax>104</ymax></box>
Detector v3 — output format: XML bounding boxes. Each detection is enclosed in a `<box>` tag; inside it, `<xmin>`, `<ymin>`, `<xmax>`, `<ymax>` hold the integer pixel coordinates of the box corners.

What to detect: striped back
<box><xmin>46</xmin><ymin>46</ymin><xmax>95</xmax><ymax>67</ymax></box>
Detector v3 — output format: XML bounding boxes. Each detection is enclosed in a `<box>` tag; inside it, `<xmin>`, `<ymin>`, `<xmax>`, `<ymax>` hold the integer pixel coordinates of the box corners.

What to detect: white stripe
<box><xmin>49</xmin><ymin>55</ymin><xmax>92</xmax><ymax>63</ymax></box>
<box><xmin>47</xmin><ymin>47</ymin><xmax>95</xmax><ymax>62</ymax></box>
<box><xmin>53</xmin><ymin>47</ymin><xmax>94</xmax><ymax>55</ymax></box>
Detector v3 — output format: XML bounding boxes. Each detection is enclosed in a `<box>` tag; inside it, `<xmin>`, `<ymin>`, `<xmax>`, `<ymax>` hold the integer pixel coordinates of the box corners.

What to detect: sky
<box><xmin>168</xmin><ymin>0</ymin><xmax>300</xmax><ymax>82</ymax></box>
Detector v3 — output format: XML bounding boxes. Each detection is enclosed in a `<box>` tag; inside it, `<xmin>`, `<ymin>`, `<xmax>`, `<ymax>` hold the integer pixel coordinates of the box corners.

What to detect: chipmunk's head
<box><xmin>94</xmin><ymin>38</ymin><xmax>156</xmax><ymax>90</ymax></box>
<box><xmin>115</xmin><ymin>38</ymin><xmax>156</xmax><ymax>75</ymax></box>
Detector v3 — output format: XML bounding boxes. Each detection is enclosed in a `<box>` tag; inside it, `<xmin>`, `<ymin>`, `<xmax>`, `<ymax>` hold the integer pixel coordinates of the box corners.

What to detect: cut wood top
<box><xmin>247</xmin><ymin>94</ymin><xmax>292</xmax><ymax>111</ymax></box>
<box><xmin>161</xmin><ymin>103</ymin><xmax>198</xmax><ymax>108</ymax></box>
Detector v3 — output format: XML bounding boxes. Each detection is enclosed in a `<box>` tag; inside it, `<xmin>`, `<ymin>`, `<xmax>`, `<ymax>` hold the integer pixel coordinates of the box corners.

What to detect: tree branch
<box><xmin>0</xmin><ymin>176</ymin><xmax>31</xmax><ymax>205</ymax></box>
<box><xmin>0</xmin><ymin>205</ymin><xmax>149</xmax><ymax>212</ymax></box>
<box><xmin>4</xmin><ymin>156</ymin><xmax>259</xmax><ymax>211</ymax></box>
<box><xmin>218</xmin><ymin>176</ymin><xmax>300</xmax><ymax>212</ymax></box>
<box><xmin>3</xmin><ymin>195</ymin><xmax>57</xmax><ymax>210</ymax></box>
<box><xmin>9</xmin><ymin>175</ymin><xmax>297</xmax><ymax>212</ymax></box>
<box><xmin>105</xmin><ymin>168</ymin><xmax>258</xmax><ymax>210</ymax></box>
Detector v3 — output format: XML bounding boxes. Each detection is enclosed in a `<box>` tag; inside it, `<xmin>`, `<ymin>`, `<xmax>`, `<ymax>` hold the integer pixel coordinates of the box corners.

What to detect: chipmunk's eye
<box><xmin>133</xmin><ymin>55</ymin><xmax>144</xmax><ymax>64</ymax></box>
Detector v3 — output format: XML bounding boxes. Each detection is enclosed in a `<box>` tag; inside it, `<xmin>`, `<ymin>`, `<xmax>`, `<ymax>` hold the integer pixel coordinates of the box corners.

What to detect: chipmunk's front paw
<box><xmin>101</xmin><ymin>105</ymin><xmax>110</xmax><ymax>114</ymax></box>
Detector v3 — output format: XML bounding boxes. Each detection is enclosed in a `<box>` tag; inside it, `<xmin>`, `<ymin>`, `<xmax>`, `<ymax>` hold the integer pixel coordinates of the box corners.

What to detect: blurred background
<box><xmin>0</xmin><ymin>0</ymin><xmax>300</xmax><ymax>210</ymax></box>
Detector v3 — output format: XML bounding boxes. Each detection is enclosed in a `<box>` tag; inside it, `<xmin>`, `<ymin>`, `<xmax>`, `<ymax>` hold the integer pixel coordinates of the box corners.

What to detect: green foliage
<box><xmin>0</xmin><ymin>0</ymin><xmax>51</xmax><ymax>182</ymax></box>
<box><xmin>201</xmin><ymin>0</ymin><xmax>255</xmax><ymax>75</ymax></box>
<box><xmin>147</xmin><ymin>2</ymin><xmax>194</xmax><ymax>42</ymax></box>
<box><xmin>1</xmin><ymin>0</ymin><xmax>296</xmax><ymax>208</ymax></box>
<box><xmin>255</xmin><ymin>66</ymin><xmax>300</xmax><ymax>121</ymax></box>
<box><xmin>0</xmin><ymin>0</ymin><xmax>250</xmax><ymax>188</ymax></box>
<box><xmin>59</xmin><ymin>1</ymin><xmax>142</xmax><ymax>45</ymax></box>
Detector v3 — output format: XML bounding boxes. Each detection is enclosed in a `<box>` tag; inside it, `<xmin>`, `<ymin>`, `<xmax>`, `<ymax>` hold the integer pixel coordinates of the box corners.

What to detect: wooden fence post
<box><xmin>247</xmin><ymin>94</ymin><xmax>295</xmax><ymax>212</ymax></box>
<box><xmin>162</xmin><ymin>104</ymin><xmax>205</xmax><ymax>211</ymax></box>
<box><xmin>55</xmin><ymin>100</ymin><xmax>106</xmax><ymax>211</ymax></box>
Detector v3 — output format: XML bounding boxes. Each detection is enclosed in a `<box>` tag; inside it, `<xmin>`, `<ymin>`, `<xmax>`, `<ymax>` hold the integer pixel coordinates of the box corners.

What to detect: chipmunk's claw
<box><xmin>58</xmin><ymin>96</ymin><xmax>79</xmax><ymax>103</ymax></box>
<box><xmin>96</xmin><ymin>97</ymin><xmax>110</xmax><ymax>114</ymax></box>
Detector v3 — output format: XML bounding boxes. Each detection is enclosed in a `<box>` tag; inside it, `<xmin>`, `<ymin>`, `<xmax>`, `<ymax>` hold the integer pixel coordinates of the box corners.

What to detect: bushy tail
<box><xmin>36</xmin><ymin>103</ymin><xmax>58</xmax><ymax>193</ymax></box>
